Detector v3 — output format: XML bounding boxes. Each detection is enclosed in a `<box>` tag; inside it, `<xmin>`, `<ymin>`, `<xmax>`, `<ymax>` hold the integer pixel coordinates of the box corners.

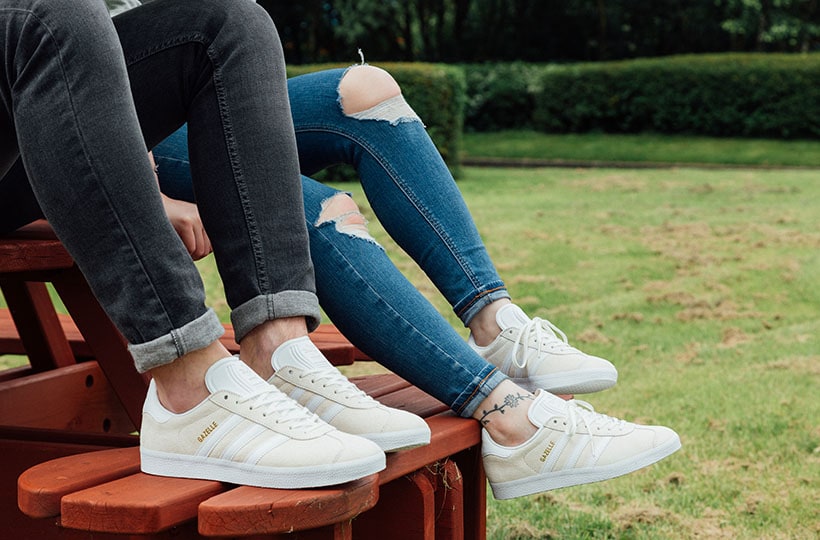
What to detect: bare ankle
<box><xmin>149</xmin><ymin>340</ymin><xmax>231</xmax><ymax>414</ymax></box>
<box><xmin>473</xmin><ymin>379</ymin><xmax>537</xmax><ymax>446</ymax></box>
<box><xmin>469</xmin><ymin>299</ymin><xmax>511</xmax><ymax>346</ymax></box>
<box><xmin>239</xmin><ymin>317</ymin><xmax>309</xmax><ymax>379</ymax></box>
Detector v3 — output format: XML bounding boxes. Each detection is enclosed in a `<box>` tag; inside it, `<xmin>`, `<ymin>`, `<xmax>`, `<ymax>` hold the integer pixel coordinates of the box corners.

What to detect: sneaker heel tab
<box><xmin>496</xmin><ymin>303</ymin><xmax>530</xmax><ymax>328</ymax></box>
<box><xmin>527</xmin><ymin>391</ymin><xmax>566</xmax><ymax>426</ymax></box>
<box><xmin>142</xmin><ymin>378</ymin><xmax>174</xmax><ymax>422</ymax></box>
<box><xmin>206</xmin><ymin>357</ymin><xmax>269</xmax><ymax>396</ymax></box>
<box><xmin>272</xmin><ymin>336</ymin><xmax>329</xmax><ymax>371</ymax></box>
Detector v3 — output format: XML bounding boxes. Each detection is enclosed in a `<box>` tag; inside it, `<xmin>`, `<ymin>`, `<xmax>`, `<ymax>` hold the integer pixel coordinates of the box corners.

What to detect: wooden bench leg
<box><xmin>431</xmin><ymin>460</ymin><xmax>465</xmax><ymax>540</ymax></box>
<box><xmin>51</xmin><ymin>266</ymin><xmax>148</xmax><ymax>428</ymax></box>
<box><xmin>453</xmin><ymin>445</ymin><xmax>487</xmax><ymax>540</ymax></box>
<box><xmin>0</xmin><ymin>279</ymin><xmax>75</xmax><ymax>371</ymax></box>
<box><xmin>354</xmin><ymin>469</ymin><xmax>436</xmax><ymax>540</ymax></box>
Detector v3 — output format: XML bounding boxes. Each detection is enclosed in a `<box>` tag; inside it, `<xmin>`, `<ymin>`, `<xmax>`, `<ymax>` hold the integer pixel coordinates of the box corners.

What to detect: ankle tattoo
<box><xmin>479</xmin><ymin>392</ymin><xmax>533</xmax><ymax>426</ymax></box>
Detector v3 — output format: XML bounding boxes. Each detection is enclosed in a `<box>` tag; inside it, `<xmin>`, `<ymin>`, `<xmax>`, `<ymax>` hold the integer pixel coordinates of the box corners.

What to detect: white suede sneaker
<box><xmin>140</xmin><ymin>357</ymin><xmax>385</xmax><ymax>488</ymax></box>
<box><xmin>482</xmin><ymin>391</ymin><xmax>681</xmax><ymax>500</ymax></box>
<box><xmin>270</xmin><ymin>336</ymin><xmax>431</xmax><ymax>452</ymax></box>
<box><xmin>469</xmin><ymin>304</ymin><xmax>618</xmax><ymax>394</ymax></box>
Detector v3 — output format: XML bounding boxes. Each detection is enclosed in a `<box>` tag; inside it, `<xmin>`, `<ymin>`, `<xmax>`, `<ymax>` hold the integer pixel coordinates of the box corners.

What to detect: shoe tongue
<box><xmin>205</xmin><ymin>357</ymin><xmax>270</xmax><ymax>396</ymax></box>
<box><xmin>270</xmin><ymin>336</ymin><xmax>329</xmax><ymax>372</ymax></box>
<box><xmin>527</xmin><ymin>390</ymin><xmax>569</xmax><ymax>425</ymax></box>
<box><xmin>495</xmin><ymin>304</ymin><xmax>530</xmax><ymax>330</ymax></box>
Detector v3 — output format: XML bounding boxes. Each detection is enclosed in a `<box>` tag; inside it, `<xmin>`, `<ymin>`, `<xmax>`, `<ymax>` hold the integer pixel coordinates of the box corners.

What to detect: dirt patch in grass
<box><xmin>644</xmin><ymin>282</ymin><xmax>763</xmax><ymax>323</ymax></box>
<box><xmin>637</xmin><ymin>220</ymin><xmax>819</xmax><ymax>283</ymax></box>
<box><xmin>684</xmin><ymin>508</ymin><xmax>737</xmax><ymax>539</ymax></box>
<box><xmin>759</xmin><ymin>355</ymin><xmax>820</xmax><ymax>376</ymax></box>
<box><xmin>576</xmin><ymin>328</ymin><xmax>613</xmax><ymax>345</ymax></box>
<box><xmin>718</xmin><ymin>327</ymin><xmax>752</xmax><ymax>348</ymax></box>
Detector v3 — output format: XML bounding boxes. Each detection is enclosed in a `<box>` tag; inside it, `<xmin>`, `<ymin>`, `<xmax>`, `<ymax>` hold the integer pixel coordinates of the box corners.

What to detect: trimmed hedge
<box><xmin>288</xmin><ymin>63</ymin><xmax>465</xmax><ymax>175</ymax></box>
<box><xmin>463</xmin><ymin>54</ymin><xmax>820</xmax><ymax>138</ymax></box>
<box><xmin>461</xmin><ymin>62</ymin><xmax>545</xmax><ymax>132</ymax></box>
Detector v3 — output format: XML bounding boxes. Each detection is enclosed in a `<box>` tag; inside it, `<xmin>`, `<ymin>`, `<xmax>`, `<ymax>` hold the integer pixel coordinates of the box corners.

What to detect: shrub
<box><xmin>532</xmin><ymin>53</ymin><xmax>820</xmax><ymax>138</ymax></box>
<box><xmin>288</xmin><ymin>63</ymin><xmax>465</xmax><ymax>177</ymax></box>
<box><xmin>461</xmin><ymin>62</ymin><xmax>545</xmax><ymax>131</ymax></box>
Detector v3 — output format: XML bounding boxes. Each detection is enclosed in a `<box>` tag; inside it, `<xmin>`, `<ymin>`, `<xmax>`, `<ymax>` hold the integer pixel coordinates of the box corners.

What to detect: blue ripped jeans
<box><xmin>154</xmin><ymin>68</ymin><xmax>509</xmax><ymax>417</ymax></box>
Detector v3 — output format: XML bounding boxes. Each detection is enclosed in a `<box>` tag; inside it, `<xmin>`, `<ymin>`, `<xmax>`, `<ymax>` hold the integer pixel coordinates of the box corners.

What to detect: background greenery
<box><xmin>463</xmin><ymin>54</ymin><xmax>820</xmax><ymax>138</ymax></box>
<box><xmin>259</xmin><ymin>0</ymin><xmax>819</xmax><ymax>64</ymax></box>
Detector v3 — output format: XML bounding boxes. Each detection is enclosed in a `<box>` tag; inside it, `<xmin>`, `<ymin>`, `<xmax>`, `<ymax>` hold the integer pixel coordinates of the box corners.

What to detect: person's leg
<box><xmin>301</xmin><ymin>178</ymin><xmax>506</xmax><ymax>417</ymax></box>
<box><xmin>0</xmin><ymin>0</ymin><xmax>222</xmax><ymax>380</ymax></box>
<box><xmin>151</xmin><ymin>126</ymin><xmax>194</xmax><ymax>202</ymax></box>
<box><xmin>290</xmin><ymin>66</ymin><xmax>508</xmax><ymax>323</ymax></box>
<box><xmin>114</xmin><ymin>0</ymin><xmax>320</xmax><ymax>345</ymax></box>
<box><xmin>0</xmin><ymin>0</ymin><xmax>383</xmax><ymax>487</ymax></box>
<box><xmin>289</xmin><ymin>66</ymin><xmax>617</xmax><ymax>395</ymax></box>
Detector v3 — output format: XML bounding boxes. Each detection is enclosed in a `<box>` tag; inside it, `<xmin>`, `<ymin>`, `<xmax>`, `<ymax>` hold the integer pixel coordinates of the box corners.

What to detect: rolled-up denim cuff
<box><xmin>128</xmin><ymin>309</ymin><xmax>225</xmax><ymax>373</ymax></box>
<box><xmin>458</xmin><ymin>288</ymin><xmax>511</xmax><ymax>327</ymax></box>
<box><xmin>231</xmin><ymin>291</ymin><xmax>322</xmax><ymax>342</ymax></box>
<box><xmin>455</xmin><ymin>367</ymin><xmax>508</xmax><ymax>418</ymax></box>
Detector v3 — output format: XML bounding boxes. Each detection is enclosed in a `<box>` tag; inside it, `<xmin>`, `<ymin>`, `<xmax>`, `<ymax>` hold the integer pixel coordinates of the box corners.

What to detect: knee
<box><xmin>316</xmin><ymin>193</ymin><xmax>377</xmax><ymax>243</ymax></box>
<box><xmin>339</xmin><ymin>65</ymin><xmax>402</xmax><ymax>115</ymax></box>
<box><xmin>192</xmin><ymin>0</ymin><xmax>280</xmax><ymax>52</ymax></box>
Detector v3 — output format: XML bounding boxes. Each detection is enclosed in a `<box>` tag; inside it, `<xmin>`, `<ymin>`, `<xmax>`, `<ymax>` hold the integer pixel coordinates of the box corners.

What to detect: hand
<box><xmin>148</xmin><ymin>151</ymin><xmax>159</xmax><ymax>185</ymax></box>
<box><xmin>160</xmin><ymin>193</ymin><xmax>212</xmax><ymax>260</ymax></box>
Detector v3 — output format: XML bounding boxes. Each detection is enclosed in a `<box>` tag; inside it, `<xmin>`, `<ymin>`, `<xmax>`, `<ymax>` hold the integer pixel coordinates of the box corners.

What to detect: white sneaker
<box><xmin>469</xmin><ymin>304</ymin><xmax>618</xmax><ymax>394</ymax></box>
<box><xmin>270</xmin><ymin>336</ymin><xmax>431</xmax><ymax>452</ymax></box>
<box><xmin>140</xmin><ymin>357</ymin><xmax>385</xmax><ymax>488</ymax></box>
<box><xmin>482</xmin><ymin>391</ymin><xmax>681</xmax><ymax>500</ymax></box>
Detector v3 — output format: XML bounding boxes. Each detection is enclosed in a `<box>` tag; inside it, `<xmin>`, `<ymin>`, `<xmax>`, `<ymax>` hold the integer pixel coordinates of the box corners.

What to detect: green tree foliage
<box><xmin>718</xmin><ymin>0</ymin><xmax>820</xmax><ymax>52</ymax></box>
<box><xmin>259</xmin><ymin>0</ymin><xmax>819</xmax><ymax>64</ymax></box>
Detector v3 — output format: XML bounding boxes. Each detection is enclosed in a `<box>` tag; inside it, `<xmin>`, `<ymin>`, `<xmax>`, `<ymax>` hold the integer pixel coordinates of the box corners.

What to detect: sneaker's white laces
<box><xmin>510</xmin><ymin>317</ymin><xmax>575</xmax><ymax>369</ymax></box>
<box><xmin>239</xmin><ymin>388</ymin><xmax>321</xmax><ymax>430</ymax></box>
<box><xmin>565</xmin><ymin>400</ymin><xmax>626</xmax><ymax>436</ymax></box>
<box><xmin>300</xmin><ymin>368</ymin><xmax>372</xmax><ymax>402</ymax></box>
<box><xmin>564</xmin><ymin>400</ymin><xmax>627</xmax><ymax>460</ymax></box>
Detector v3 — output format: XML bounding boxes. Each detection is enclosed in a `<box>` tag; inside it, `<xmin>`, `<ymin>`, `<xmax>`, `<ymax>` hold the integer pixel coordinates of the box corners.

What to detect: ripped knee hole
<box><xmin>316</xmin><ymin>194</ymin><xmax>377</xmax><ymax>243</ymax></box>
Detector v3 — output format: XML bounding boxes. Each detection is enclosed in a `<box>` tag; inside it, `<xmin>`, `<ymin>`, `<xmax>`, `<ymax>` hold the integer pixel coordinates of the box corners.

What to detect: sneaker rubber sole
<box><xmin>140</xmin><ymin>447</ymin><xmax>386</xmax><ymax>489</ymax></box>
<box><xmin>514</xmin><ymin>369</ymin><xmax>618</xmax><ymax>395</ymax></box>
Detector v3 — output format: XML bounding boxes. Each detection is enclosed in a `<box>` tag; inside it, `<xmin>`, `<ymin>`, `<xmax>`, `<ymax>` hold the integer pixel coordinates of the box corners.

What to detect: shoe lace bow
<box><xmin>510</xmin><ymin>317</ymin><xmax>576</xmax><ymax>369</ymax></box>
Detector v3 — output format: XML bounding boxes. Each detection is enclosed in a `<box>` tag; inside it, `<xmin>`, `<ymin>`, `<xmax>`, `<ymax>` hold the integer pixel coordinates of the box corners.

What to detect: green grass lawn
<box><xmin>344</xmin><ymin>166</ymin><xmax>820</xmax><ymax>539</ymax></box>
<box><xmin>2</xmin><ymin>164</ymin><xmax>818</xmax><ymax>539</ymax></box>
<box><xmin>463</xmin><ymin>130</ymin><xmax>820</xmax><ymax>168</ymax></box>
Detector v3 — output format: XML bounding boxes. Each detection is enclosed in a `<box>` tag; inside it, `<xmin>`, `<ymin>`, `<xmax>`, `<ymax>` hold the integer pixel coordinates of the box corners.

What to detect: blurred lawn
<box><xmin>463</xmin><ymin>130</ymin><xmax>820</xmax><ymax>168</ymax></box>
<box><xmin>2</xmin><ymin>164</ymin><xmax>818</xmax><ymax>539</ymax></box>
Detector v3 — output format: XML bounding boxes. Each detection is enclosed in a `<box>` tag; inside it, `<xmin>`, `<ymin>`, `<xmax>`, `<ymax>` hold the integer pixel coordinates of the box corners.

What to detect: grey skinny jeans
<box><xmin>0</xmin><ymin>0</ymin><xmax>320</xmax><ymax>372</ymax></box>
